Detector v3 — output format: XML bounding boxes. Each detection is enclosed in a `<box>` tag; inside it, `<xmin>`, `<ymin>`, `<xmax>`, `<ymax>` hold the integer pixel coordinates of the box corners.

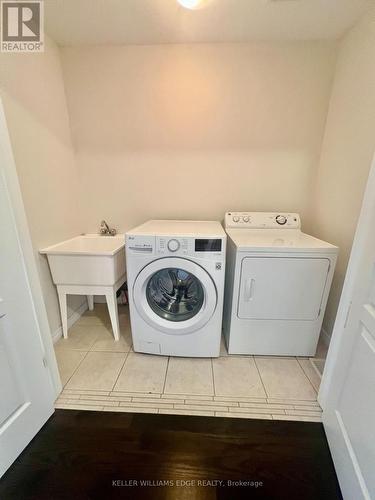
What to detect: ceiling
<box><xmin>44</xmin><ymin>0</ymin><xmax>370</xmax><ymax>46</ymax></box>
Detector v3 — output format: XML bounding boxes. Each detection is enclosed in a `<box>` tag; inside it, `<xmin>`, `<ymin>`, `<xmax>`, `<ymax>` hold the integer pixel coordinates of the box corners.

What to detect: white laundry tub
<box><xmin>40</xmin><ymin>234</ymin><xmax>125</xmax><ymax>286</ymax></box>
<box><xmin>40</xmin><ymin>235</ymin><xmax>126</xmax><ymax>341</ymax></box>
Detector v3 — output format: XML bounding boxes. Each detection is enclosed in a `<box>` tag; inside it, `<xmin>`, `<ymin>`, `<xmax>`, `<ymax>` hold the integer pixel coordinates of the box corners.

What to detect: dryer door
<box><xmin>238</xmin><ymin>257</ymin><xmax>330</xmax><ymax>320</ymax></box>
<box><xmin>133</xmin><ymin>257</ymin><xmax>217</xmax><ymax>335</ymax></box>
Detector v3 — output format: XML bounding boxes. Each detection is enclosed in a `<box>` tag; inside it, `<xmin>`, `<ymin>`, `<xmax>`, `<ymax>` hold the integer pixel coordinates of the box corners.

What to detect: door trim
<box><xmin>319</xmin><ymin>152</ymin><xmax>375</xmax><ymax>409</ymax></box>
<box><xmin>0</xmin><ymin>99</ymin><xmax>61</xmax><ymax>397</ymax></box>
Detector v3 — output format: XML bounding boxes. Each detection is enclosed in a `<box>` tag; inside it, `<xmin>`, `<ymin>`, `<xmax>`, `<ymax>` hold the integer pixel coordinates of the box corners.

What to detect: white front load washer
<box><xmin>126</xmin><ymin>220</ymin><xmax>226</xmax><ymax>357</ymax></box>
<box><xmin>223</xmin><ymin>212</ymin><xmax>338</xmax><ymax>357</ymax></box>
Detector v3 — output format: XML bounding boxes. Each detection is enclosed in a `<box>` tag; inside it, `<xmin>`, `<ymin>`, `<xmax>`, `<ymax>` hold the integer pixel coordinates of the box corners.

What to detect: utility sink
<box><xmin>40</xmin><ymin>235</ymin><xmax>126</xmax><ymax>341</ymax></box>
<box><xmin>40</xmin><ymin>234</ymin><xmax>125</xmax><ymax>286</ymax></box>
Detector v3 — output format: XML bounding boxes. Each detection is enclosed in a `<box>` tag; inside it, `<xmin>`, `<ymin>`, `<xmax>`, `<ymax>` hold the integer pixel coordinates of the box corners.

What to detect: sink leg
<box><xmin>57</xmin><ymin>288</ymin><xmax>68</xmax><ymax>339</ymax></box>
<box><xmin>87</xmin><ymin>295</ymin><xmax>94</xmax><ymax>311</ymax></box>
<box><xmin>106</xmin><ymin>289</ymin><xmax>120</xmax><ymax>341</ymax></box>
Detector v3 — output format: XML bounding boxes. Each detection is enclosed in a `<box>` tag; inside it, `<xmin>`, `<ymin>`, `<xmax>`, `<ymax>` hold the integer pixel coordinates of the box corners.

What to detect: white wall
<box><xmin>0</xmin><ymin>36</ymin><xmax>84</xmax><ymax>336</ymax></box>
<box><xmin>61</xmin><ymin>42</ymin><xmax>337</xmax><ymax>233</ymax></box>
<box><xmin>310</xmin><ymin>4</ymin><xmax>375</xmax><ymax>338</ymax></box>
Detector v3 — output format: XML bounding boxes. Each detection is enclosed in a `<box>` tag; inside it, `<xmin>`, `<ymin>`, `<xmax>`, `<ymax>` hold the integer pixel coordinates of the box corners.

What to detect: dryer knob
<box><xmin>276</xmin><ymin>215</ymin><xmax>287</xmax><ymax>225</ymax></box>
<box><xmin>232</xmin><ymin>216</ymin><xmax>240</xmax><ymax>222</ymax></box>
<box><xmin>167</xmin><ymin>239</ymin><xmax>180</xmax><ymax>252</ymax></box>
<box><xmin>243</xmin><ymin>216</ymin><xmax>250</xmax><ymax>223</ymax></box>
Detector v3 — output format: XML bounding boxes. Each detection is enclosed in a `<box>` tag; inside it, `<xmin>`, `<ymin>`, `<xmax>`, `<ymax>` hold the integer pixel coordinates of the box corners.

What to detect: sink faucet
<box><xmin>99</xmin><ymin>220</ymin><xmax>117</xmax><ymax>236</ymax></box>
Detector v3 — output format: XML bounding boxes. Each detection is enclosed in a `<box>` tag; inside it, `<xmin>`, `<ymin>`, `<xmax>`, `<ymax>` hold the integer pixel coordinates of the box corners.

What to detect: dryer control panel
<box><xmin>225</xmin><ymin>212</ymin><xmax>301</xmax><ymax>229</ymax></box>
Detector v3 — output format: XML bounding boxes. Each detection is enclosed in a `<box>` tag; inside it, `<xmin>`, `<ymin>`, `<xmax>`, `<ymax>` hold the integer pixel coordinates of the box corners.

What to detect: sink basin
<box><xmin>40</xmin><ymin>234</ymin><xmax>125</xmax><ymax>286</ymax></box>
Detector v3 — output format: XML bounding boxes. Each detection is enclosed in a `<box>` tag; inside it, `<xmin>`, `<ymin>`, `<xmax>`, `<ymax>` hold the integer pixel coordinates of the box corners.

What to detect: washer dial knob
<box><xmin>243</xmin><ymin>216</ymin><xmax>250</xmax><ymax>223</ymax></box>
<box><xmin>167</xmin><ymin>239</ymin><xmax>180</xmax><ymax>252</ymax></box>
<box><xmin>276</xmin><ymin>215</ymin><xmax>287</xmax><ymax>225</ymax></box>
<box><xmin>233</xmin><ymin>216</ymin><xmax>240</xmax><ymax>222</ymax></box>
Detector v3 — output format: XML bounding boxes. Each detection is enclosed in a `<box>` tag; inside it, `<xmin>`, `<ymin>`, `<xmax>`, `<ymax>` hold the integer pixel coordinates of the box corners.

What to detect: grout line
<box><xmin>110</xmin><ymin>350</ymin><xmax>130</xmax><ymax>392</ymax></box>
<box><xmin>296</xmin><ymin>358</ymin><xmax>318</xmax><ymax>395</ymax></box>
<box><xmin>61</xmin><ymin>350</ymin><xmax>90</xmax><ymax>391</ymax></box>
<box><xmin>162</xmin><ymin>357</ymin><xmax>170</xmax><ymax>395</ymax></box>
<box><xmin>210</xmin><ymin>358</ymin><xmax>216</xmax><ymax>396</ymax></box>
<box><xmin>253</xmin><ymin>356</ymin><xmax>269</xmax><ymax>398</ymax></box>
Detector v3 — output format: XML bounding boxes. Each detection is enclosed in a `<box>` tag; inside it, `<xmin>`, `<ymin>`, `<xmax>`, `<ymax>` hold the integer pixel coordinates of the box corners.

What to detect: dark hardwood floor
<box><xmin>0</xmin><ymin>410</ymin><xmax>342</xmax><ymax>500</ymax></box>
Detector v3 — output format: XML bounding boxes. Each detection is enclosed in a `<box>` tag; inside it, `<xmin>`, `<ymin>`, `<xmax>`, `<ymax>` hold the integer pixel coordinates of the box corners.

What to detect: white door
<box><xmin>0</xmin><ymin>114</ymin><xmax>55</xmax><ymax>477</ymax></box>
<box><xmin>320</xmin><ymin>155</ymin><xmax>375</xmax><ymax>499</ymax></box>
<box><xmin>238</xmin><ymin>257</ymin><xmax>330</xmax><ymax>320</ymax></box>
<box><xmin>133</xmin><ymin>257</ymin><xmax>217</xmax><ymax>334</ymax></box>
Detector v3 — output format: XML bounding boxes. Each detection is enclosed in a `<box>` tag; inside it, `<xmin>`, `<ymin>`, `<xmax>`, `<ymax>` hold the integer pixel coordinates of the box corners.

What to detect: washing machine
<box><xmin>126</xmin><ymin>220</ymin><xmax>226</xmax><ymax>357</ymax></box>
<box><xmin>223</xmin><ymin>212</ymin><xmax>338</xmax><ymax>357</ymax></box>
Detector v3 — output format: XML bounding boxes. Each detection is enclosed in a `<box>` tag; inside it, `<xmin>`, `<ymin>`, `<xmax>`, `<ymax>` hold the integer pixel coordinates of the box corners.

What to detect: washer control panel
<box><xmin>127</xmin><ymin>235</ymin><xmax>225</xmax><ymax>259</ymax></box>
<box><xmin>158</xmin><ymin>237</ymin><xmax>189</xmax><ymax>255</ymax></box>
<box><xmin>225</xmin><ymin>212</ymin><xmax>301</xmax><ymax>229</ymax></box>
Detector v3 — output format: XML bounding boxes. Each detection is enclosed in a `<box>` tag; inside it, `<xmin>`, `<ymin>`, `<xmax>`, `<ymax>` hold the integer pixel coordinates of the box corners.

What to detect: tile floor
<box><xmin>54</xmin><ymin>304</ymin><xmax>324</xmax><ymax>422</ymax></box>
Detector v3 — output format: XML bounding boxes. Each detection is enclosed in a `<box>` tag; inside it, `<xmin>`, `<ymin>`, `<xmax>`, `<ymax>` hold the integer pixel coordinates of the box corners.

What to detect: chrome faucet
<box><xmin>99</xmin><ymin>220</ymin><xmax>117</xmax><ymax>236</ymax></box>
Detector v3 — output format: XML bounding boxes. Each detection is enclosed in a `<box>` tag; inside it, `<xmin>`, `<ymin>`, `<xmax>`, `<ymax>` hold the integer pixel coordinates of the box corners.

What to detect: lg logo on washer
<box><xmin>126</xmin><ymin>235</ymin><xmax>154</xmax><ymax>253</ymax></box>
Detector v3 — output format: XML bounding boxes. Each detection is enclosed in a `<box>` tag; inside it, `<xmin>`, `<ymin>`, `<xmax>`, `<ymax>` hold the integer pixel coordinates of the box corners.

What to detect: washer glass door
<box><xmin>133</xmin><ymin>257</ymin><xmax>217</xmax><ymax>335</ymax></box>
<box><xmin>146</xmin><ymin>268</ymin><xmax>204</xmax><ymax>322</ymax></box>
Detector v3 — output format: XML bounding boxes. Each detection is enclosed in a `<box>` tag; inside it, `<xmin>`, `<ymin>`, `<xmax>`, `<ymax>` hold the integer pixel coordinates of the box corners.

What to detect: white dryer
<box><xmin>126</xmin><ymin>220</ymin><xmax>226</xmax><ymax>357</ymax></box>
<box><xmin>223</xmin><ymin>212</ymin><xmax>338</xmax><ymax>357</ymax></box>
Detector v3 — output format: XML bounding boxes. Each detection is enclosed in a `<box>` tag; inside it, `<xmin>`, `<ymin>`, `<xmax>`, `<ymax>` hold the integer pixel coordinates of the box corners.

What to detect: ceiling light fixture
<box><xmin>177</xmin><ymin>0</ymin><xmax>208</xmax><ymax>10</ymax></box>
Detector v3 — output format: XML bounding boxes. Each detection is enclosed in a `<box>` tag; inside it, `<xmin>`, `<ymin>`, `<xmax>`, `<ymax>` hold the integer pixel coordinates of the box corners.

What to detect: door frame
<box><xmin>0</xmin><ymin>98</ymin><xmax>61</xmax><ymax>397</ymax></box>
<box><xmin>319</xmin><ymin>151</ymin><xmax>375</xmax><ymax>409</ymax></box>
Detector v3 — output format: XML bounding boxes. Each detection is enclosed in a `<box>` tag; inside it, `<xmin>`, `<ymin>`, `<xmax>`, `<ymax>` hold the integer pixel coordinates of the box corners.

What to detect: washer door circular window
<box><xmin>133</xmin><ymin>257</ymin><xmax>217</xmax><ymax>335</ymax></box>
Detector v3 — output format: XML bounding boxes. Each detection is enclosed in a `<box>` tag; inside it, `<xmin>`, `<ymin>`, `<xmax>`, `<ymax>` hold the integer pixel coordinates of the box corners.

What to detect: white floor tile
<box><xmin>111</xmin><ymin>391</ymin><xmax>162</xmax><ymax>399</ymax></box>
<box><xmin>285</xmin><ymin>409</ymin><xmax>322</xmax><ymax>417</ymax></box>
<box><xmin>55</xmin><ymin>325</ymin><xmax>105</xmax><ymax>351</ymax></box>
<box><xmin>255</xmin><ymin>357</ymin><xmax>317</xmax><ymax>400</ymax></box>
<box><xmin>55</xmin><ymin>349</ymin><xmax>87</xmax><ymax>386</ymax></box>
<box><xmin>132</xmin><ymin>397</ymin><xmax>181</xmax><ymax>404</ymax></box>
<box><xmin>212</xmin><ymin>356</ymin><xmax>266</xmax><ymax>398</ymax></box>
<box><xmin>102</xmin><ymin>406</ymin><xmax>158</xmax><ymax>414</ymax></box>
<box><xmin>214</xmin><ymin>396</ymin><xmax>267</xmax><ymax>403</ymax></box>
<box><xmin>297</xmin><ymin>358</ymin><xmax>321</xmax><ymax>392</ymax></box>
<box><xmin>55</xmin><ymin>403</ymin><xmax>104</xmax><ymax>411</ymax></box>
<box><xmin>65</xmin><ymin>351</ymin><xmax>126</xmax><ymax>391</ymax></box>
<box><xmin>162</xmin><ymin>394</ymin><xmax>214</xmax><ymax>401</ymax></box>
<box><xmin>164</xmin><ymin>358</ymin><xmax>214</xmax><ymax>396</ymax></box>
<box><xmin>239</xmin><ymin>402</ymin><xmax>294</xmax><ymax>410</ymax></box>
<box><xmin>119</xmin><ymin>401</ymin><xmax>174</xmax><ymax>409</ymax></box>
<box><xmin>272</xmin><ymin>414</ymin><xmax>322</xmax><ymax>422</ymax></box>
<box><xmin>229</xmin><ymin>406</ymin><xmax>285</xmax><ymax>415</ymax></box>
<box><xmin>183</xmin><ymin>399</ymin><xmax>238</xmax><ymax>407</ymax></box>
<box><xmin>57</xmin><ymin>393</ymin><xmax>81</xmax><ymax>400</ymax></box>
<box><xmin>75</xmin><ymin>399</ymin><xmax>120</xmax><ymax>407</ymax></box>
<box><xmin>90</xmin><ymin>327</ymin><xmax>132</xmax><ymax>352</ymax></box>
<box><xmin>215</xmin><ymin>412</ymin><xmax>272</xmax><ymax>420</ymax></box>
<box><xmin>267</xmin><ymin>398</ymin><xmax>320</xmax><ymax>406</ymax></box>
<box><xmin>159</xmin><ymin>408</ymin><xmax>215</xmax><ymax>417</ymax></box>
<box><xmin>114</xmin><ymin>352</ymin><xmax>168</xmax><ymax>393</ymax></box>
<box><xmin>174</xmin><ymin>403</ymin><xmax>229</xmax><ymax>412</ymax></box>
<box><xmin>293</xmin><ymin>404</ymin><xmax>322</xmax><ymax>412</ymax></box>
<box><xmin>62</xmin><ymin>389</ymin><xmax>110</xmax><ymax>396</ymax></box>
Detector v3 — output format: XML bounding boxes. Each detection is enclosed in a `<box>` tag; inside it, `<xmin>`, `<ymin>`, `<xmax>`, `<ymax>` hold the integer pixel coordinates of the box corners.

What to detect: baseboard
<box><xmin>320</xmin><ymin>327</ymin><xmax>331</xmax><ymax>348</ymax></box>
<box><xmin>52</xmin><ymin>300</ymin><xmax>88</xmax><ymax>344</ymax></box>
